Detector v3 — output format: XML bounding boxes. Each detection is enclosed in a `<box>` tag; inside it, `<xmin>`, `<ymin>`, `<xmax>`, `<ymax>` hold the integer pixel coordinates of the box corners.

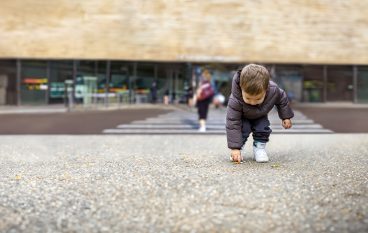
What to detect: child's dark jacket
<box><xmin>226</xmin><ymin>70</ymin><xmax>294</xmax><ymax>149</ymax></box>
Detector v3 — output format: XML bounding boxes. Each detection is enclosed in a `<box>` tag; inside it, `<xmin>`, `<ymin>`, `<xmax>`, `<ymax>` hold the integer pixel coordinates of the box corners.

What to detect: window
<box><xmin>21</xmin><ymin>60</ymin><xmax>48</xmax><ymax>105</ymax></box>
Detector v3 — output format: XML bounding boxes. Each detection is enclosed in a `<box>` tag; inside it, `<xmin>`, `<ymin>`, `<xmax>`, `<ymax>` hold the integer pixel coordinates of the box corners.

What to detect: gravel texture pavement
<box><xmin>0</xmin><ymin>135</ymin><xmax>367</xmax><ymax>232</ymax></box>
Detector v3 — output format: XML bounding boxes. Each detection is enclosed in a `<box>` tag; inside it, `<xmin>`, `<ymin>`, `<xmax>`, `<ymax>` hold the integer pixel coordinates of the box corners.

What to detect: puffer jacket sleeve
<box><xmin>226</xmin><ymin>72</ymin><xmax>243</xmax><ymax>149</ymax></box>
<box><xmin>226</xmin><ymin>95</ymin><xmax>243</xmax><ymax>149</ymax></box>
<box><xmin>275</xmin><ymin>88</ymin><xmax>294</xmax><ymax>120</ymax></box>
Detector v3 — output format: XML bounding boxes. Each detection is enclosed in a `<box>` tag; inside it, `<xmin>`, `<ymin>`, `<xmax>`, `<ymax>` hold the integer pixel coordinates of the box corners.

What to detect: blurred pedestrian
<box><xmin>196</xmin><ymin>69</ymin><xmax>215</xmax><ymax>132</ymax></box>
<box><xmin>171</xmin><ymin>91</ymin><xmax>176</xmax><ymax>104</ymax></box>
<box><xmin>163</xmin><ymin>89</ymin><xmax>169</xmax><ymax>105</ymax></box>
<box><xmin>227</xmin><ymin>64</ymin><xmax>294</xmax><ymax>163</ymax></box>
<box><xmin>186</xmin><ymin>85</ymin><xmax>194</xmax><ymax>107</ymax></box>
<box><xmin>150</xmin><ymin>81</ymin><xmax>157</xmax><ymax>104</ymax></box>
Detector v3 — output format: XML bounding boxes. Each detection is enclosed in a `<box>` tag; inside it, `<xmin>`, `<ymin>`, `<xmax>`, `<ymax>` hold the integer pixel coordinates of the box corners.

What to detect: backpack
<box><xmin>197</xmin><ymin>82</ymin><xmax>215</xmax><ymax>101</ymax></box>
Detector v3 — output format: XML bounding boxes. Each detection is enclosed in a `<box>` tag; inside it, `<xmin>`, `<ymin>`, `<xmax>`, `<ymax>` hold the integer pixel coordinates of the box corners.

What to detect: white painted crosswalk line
<box><xmin>103</xmin><ymin>108</ymin><xmax>333</xmax><ymax>134</ymax></box>
<box><xmin>132</xmin><ymin>119</ymin><xmax>315</xmax><ymax>124</ymax></box>
<box><xmin>103</xmin><ymin>128</ymin><xmax>333</xmax><ymax>134</ymax></box>
<box><xmin>116</xmin><ymin>123</ymin><xmax>326</xmax><ymax>129</ymax></box>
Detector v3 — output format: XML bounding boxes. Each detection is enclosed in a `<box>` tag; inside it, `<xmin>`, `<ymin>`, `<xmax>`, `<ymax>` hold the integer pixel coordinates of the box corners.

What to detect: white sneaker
<box><xmin>253</xmin><ymin>142</ymin><xmax>269</xmax><ymax>163</ymax></box>
<box><xmin>198</xmin><ymin>126</ymin><xmax>206</xmax><ymax>132</ymax></box>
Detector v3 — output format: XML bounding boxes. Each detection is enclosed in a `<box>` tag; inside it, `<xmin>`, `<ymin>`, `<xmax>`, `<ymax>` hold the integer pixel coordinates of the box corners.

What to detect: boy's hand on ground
<box><xmin>282</xmin><ymin>119</ymin><xmax>292</xmax><ymax>129</ymax></box>
<box><xmin>231</xmin><ymin>149</ymin><xmax>242</xmax><ymax>163</ymax></box>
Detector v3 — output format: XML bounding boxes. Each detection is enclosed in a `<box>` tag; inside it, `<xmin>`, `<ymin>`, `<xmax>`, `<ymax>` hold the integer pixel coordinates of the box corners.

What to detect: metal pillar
<box><xmin>130</xmin><ymin>62</ymin><xmax>137</xmax><ymax>104</ymax></box>
<box><xmin>46</xmin><ymin>61</ymin><xmax>50</xmax><ymax>104</ymax></box>
<box><xmin>105</xmin><ymin>61</ymin><xmax>111</xmax><ymax>107</ymax></box>
<box><xmin>154</xmin><ymin>64</ymin><xmax>158</xmax><ymax>83</ymax></box>
<box><xmin>185</xmin><ymin>63</ymin><xmax>192</xmax><ymax>86</ymax></box>
<box><xmin>94</xmin><ymin>61</ymin><xmax>98</xmax><ymax>77</ymax></box>
<box><xmin>72</xmin><ymin>60</ymin><xmax>78</xmax><ymax>106</ymax></box>
<box><xmin>353</xmin><ymin>65</ymin><xmax>358</xmax><ymax>103</ymax></box>
<box><xmin>16</xmin><ymin>59</ymin><xmax>21</xmax><ymax>106</ymax></box>
<box><xmin>323</xmin><ymin>65</ymin><xmax>327</xmax><ymax>102</ymax></box>
<box><xmin>174</xmin><ymin>69</ymin><xmax>179</xmax><ymax>103</ymax></box>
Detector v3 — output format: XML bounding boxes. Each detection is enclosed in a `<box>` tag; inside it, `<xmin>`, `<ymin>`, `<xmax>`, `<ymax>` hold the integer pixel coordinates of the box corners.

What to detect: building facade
<box><xmin>0</xmin><ymin>0</ymin><xmax>368</xmax><ymax>105</ymax></box>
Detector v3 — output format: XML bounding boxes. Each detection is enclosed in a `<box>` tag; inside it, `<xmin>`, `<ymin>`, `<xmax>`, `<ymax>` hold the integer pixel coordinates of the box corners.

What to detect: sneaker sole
<box><xmin>253</xmin><ymin>157</ymin><xmax>269</xmax><ymax>163</ymax></box>
<box><xmin>255</xmin><ymin>160</ymin><xmax>269</xmax><ymax>163</ymax></box>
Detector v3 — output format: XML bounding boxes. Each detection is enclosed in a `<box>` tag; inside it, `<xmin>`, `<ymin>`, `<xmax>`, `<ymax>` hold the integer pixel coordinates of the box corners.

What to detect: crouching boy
<box><xmin>226</xmin><ymin>64</ymin><xmax>294</xmax><ymax>163</ymax></box>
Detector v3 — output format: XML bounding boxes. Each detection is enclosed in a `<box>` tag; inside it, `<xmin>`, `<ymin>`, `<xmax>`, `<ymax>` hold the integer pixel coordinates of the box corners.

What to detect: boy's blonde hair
<box><xmin>240</xmin><ymin>64</ymin><xmax>270</xmax><ymax>95</ymax></box>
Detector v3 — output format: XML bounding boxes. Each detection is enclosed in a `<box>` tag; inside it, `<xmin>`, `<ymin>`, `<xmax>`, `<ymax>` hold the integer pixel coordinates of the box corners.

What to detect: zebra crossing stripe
<box><xmin>103</xmin><ymin>128</ymin><xmax>333</xmax><ymax>134</ymax></box>
<box><xmin>116</xmin><ymin>123</ymin><xmax>326</xmax><ymax>129</ymax></box>
<box><xmin>132</xmin><ymin>119</ymin><xmax>316</xmax><ymax>124</ymax></box>
<box><xmin>103</xmin><ymin>109</ymin><xmax>334</xmax><ymax>134</ymax></box>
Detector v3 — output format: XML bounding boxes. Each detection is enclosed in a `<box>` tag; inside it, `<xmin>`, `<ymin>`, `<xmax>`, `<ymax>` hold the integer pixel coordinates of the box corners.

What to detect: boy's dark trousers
<box><xmin>242</xmin><ymin>115</ymin><xmax>272</xmax><ymax>146</ymax></box>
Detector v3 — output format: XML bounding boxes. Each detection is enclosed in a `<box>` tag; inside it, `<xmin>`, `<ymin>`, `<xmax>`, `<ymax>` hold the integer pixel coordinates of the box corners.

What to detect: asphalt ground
<box><xmin>0</xmin><ymin>135</ymin><xmax>367</xmax><ymax>232</ymax></box>
<box><xmin>0</xmin><ymin>108</ymin><xmax>172</xmax><ymax>134</ymax></box>
<box><xmin>293</xmin><ymin>107</ymin><xmax>368</xmax><ymax>133</ymax></box>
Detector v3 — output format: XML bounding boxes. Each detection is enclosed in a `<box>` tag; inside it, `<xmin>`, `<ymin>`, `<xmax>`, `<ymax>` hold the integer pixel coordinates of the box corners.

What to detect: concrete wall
<box><xmin>0</xmin><ymin>0</ymin><xmax>367</xmax><ymax>64</ymax></box>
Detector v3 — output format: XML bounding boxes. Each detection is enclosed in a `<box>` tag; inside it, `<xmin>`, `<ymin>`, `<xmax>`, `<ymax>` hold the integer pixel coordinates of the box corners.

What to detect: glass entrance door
<box><xmin>49</xmin><ymin>61</ymin><xmax>73</xmax><ymax>104</ymax></box>
<box><xmin>327</xmin><ymin>66</ymin><xmax>353</xmax><ymax>102</ymax></box>
<box><xmin>357</xmin><ymin>66</ymin><xmax>368</xmax><ymax>103</ymax></box>
<box><xmin>275</xmin><ymin>65</ymin><xmax>303</xmax><ymax>102</ymax></box>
